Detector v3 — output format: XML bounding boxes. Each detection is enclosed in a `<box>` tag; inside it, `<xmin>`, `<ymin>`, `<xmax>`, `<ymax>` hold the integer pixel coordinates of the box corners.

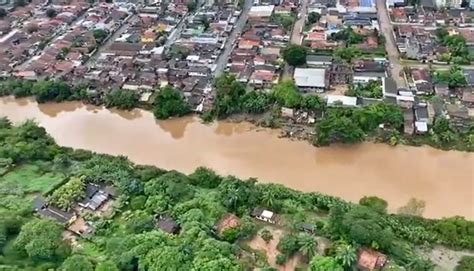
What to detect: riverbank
<box><xmin>1</xmin><ymin>77</ymin><xmax>473</xmax><ymax>152</ymax></box>
<box><xmin>1</xmin><ymin>97</ymin><xmax>473</xmax><ymax>219</ymax></box>
<box><xmin>1</xmin><ymin>118</ymin><xmax>473</xmax><ymax>271</ymax></box>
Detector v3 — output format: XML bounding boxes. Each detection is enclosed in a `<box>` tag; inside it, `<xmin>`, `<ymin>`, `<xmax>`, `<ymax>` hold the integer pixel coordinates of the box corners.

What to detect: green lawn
<box><xmin>0</xmin><ymin>164</ymin><xmax>65</xmax><ymax>194</ymax></box>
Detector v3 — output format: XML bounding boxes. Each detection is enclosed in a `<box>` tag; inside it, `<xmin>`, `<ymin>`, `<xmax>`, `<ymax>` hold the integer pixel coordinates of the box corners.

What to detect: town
<box><xmin>0</xmin><ymin>0</ymin><xmax>473</xmax><ymax>150</ymax></box>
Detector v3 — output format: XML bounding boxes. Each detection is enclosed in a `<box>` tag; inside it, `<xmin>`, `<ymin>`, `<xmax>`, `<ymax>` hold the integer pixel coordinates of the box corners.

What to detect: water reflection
<box><xmin>38</xmin><ymin>101</ymin><xmax>83</xmax><ymax>117</ymax></box>
<box><xmin>109</xmin><ymin>108</ymin><xmax>143</xmax><ymax>120</ymax></box>
<box><xmin>155</xmin><ymin>116</ymin><xmax>194</xmax><ymax>139</ymax></box>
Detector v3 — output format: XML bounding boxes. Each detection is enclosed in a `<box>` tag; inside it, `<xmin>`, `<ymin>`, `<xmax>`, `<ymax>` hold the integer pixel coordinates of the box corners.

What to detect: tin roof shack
<box><xmin>33</xmin><ymin>197</ymin><xmax>77</xmax><ymax>226</ymax></box>
<box><xmin>155</xmin><ymin>215</ymin><xmax>180</xmax><ymax>234</ymax></box>
<box><xmin>403</xmin><ymin>108</ymin><xmax>415</xmax><ymax>135</ymax></box>
<box><xmin>446</xmin><ymin>104</ymin><xmax>472</xmax><ymax>130</ymax></box>
<box><xmin>78</xmin><ymin>183</ymin><xmax>112</xmax><ymax>211</ymax></box>
<box><xmin>251</xmin><ymin>208</ymin><xmax>277</xmax><ymax>224</ymax></box>
<box><xmin>215</xmin><ymin>213</ymin><xmax>241</xmax><ymax>235</ymax></box>
<box><xmin>357</xmin><ymin>249</ymin><xmax>388</xmax><ymax>271</ymax></box>
<box><xmin>461</xmin><ymin>88</ymin><xmax>474</xmax><ymax>107</ymax></box>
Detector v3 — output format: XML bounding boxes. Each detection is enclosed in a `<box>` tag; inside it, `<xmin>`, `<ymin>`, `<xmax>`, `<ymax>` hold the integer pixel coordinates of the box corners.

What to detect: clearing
<box><xmin>246</xmin><ymin>227</ymin><xmax>304</xmax><ymax>270</ymax></box>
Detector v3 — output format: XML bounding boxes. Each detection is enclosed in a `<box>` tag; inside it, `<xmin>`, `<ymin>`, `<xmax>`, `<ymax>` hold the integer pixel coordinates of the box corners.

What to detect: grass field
<box><xmin>0</xmin><ymin>164</ymin><xmax>65</xmax><ymax>194</ymax></box>
<box><xmin>0</xmin><ymin>163</ymin><xmax>65</xmax><ymax>212</ymax></box>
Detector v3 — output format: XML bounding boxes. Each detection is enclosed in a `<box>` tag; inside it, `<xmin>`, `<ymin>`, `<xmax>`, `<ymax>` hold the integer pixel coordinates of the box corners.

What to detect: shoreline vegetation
<box><xmin>0</xmin><ymin>76</ymin><xmax>473</xmax><ymax>153</ymax></box>
<box><xmin>0</xmin><ymin>117</ymin><xmax>473</xmax><ymax>270</ymax></box>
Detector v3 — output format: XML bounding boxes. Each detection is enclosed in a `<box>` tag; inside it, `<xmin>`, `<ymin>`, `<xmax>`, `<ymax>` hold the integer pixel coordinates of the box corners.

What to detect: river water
<box><xmin>1</xmin><ymin>97</ymin><xmax>473</xmax><ymax>219</ymax></box>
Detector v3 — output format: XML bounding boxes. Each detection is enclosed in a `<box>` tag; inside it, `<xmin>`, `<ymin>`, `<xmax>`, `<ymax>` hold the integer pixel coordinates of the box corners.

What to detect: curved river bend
<box><xmin>1</xmin><ymin>97</ymin><xmax>473</xmax><ymax>219</ymax></box>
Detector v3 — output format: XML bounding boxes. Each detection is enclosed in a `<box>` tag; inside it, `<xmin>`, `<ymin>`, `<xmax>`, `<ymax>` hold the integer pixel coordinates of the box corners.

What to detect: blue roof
<box><xmin>360</xmin><ymin>0</ymin><xmax>373</xmax><ymax>6</ymax></box>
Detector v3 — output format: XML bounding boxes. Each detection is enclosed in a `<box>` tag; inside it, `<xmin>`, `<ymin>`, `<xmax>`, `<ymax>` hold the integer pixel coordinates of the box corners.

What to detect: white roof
<box><xmin>261</xmin><ymin>210</ymin><xmax>274</xmax><ymax>219</ymax></box>
<box><xmin>327</xmin><ymin>95</ymin><xmax>358</xmax><ymax>106</ymax></box>
<box><xmin>397</xmin><ymin>95</ymin><xmax>415</xmax><ymax>102</ymax></box>
<box><xmin>294</xmin><ymin>68</ymin><xmax>326</xmax><ymax>88</ymax></box>
<box><xmin>415</xmin><ymin>121</ymin><xmax>428</xmax><ymax>132</ymax></box>
<box><xmin>249</xmin><ymin>5</ymin><xmax>275</xmax><ymax>17</ymax></box>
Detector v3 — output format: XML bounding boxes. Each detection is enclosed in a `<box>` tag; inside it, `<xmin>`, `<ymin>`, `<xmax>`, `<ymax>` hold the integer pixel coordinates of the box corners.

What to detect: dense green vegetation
<box><xmin>435</xmin><ymin>28</ymin><xmax>471</xmax><ymax>65</ymax></box>
<box><xmin>271</xmin><ymin>14</ymin><xmax>296</xmax><ymax>32</ymax></box>
<box><xmin>104</xmin><ymin>89</ymin><xmax>140</xmax><ymax>110</ymax></box>
<box><xmin>0</xmin><ymin>118</ymin><xmax>473</xmax><ymax>270</ymax></box>
<box><xmin>152</xmin><ymin>86</ymin><xmax>190</xmax><ymax>119</ymax></box>
<box><xmin>433</xmin><ymin>65</ymin><xmax>467</xmax><ymax>89</ymax></box>
<box><xmin>283</xmin><ymin>45</ymin><xmax>307</xmax><ymax>66</ymax></box>
<box><xmin>345</xmin><ymin>80</ymin><xmax>383</xmax><ymax>99</ymax></box>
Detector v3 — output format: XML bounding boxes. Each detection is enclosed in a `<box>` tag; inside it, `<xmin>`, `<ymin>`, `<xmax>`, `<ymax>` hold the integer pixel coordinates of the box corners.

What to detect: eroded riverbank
<box><xmin>1</xmin><ymin>97</ymin><xmax>473</xmax><ymax>219</ymax></box>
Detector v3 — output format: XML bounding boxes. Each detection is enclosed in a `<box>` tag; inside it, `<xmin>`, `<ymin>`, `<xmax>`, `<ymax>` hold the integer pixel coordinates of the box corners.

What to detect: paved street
<box><xmin>85</xmin><ymin>15</ymin><xmax>134</xmax><ymax>68</ymax></box>
<box><xmin>375</xmin><ymin>0</ymin><xmax>406</xmax><ymax>88</ymax></box>
<box><xmin>282</xmin><ymin>0</ymin><xmax>308</xmax><ymax>79</ymax></box>
<box><xmin>214</xmin><ymin>0</ymin><xmax>253</xmax><ymax>77</ymax></box>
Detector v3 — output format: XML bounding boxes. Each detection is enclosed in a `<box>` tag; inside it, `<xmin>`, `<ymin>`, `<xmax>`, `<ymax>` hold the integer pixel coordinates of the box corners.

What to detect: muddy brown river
<box><xmin>1</xmin><ymin>97</ymin><xmax>473</xmax><ymax>219</ymax></box>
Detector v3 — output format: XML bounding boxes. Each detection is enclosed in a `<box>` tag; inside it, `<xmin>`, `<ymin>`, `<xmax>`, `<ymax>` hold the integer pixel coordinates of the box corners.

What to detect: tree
<box><xmin>334</xmin><ymin>46</ymin><xmax>361</xmax><ymax>62</ymax></box>
<box><xmin>283</xmin><ymin>45</ymin><xmax>307</xmax><ymax>66</ymax></box>
<box><xmin>211</xmin><ymin>74</ymin><xmax>246</xmax><ymax>118</ymax></box>
<box><xmin>397</xmin><ymin>198</ymin><xmax>426</xmax><ymax>216</ymax></box>
<box><xmin>95</xmin><ymin>261</ymin><xmax>119</xmax><ymax>271</ymax></box>
<box><xmin>307</xmin><ymin>12</ymin><xmax>321</xmax><ymax>24</ymax></box>
<box><xmin>260</xmin><ymin>229</ymin><xmax>273</xmax><ymax>243</ymax></box>
<box><xmin>277</xmin><ymin>234</ymin><xmax>301</xmax><ymax>256</ymax></box>
<box><xmin>186</xmin><ymin>0</ymin><xmax>197</xmax><ymax>11</ymax></box>
<box><xmin>0</xmin><ymin>8</ymin><xmax>7</xmax><ymax>18</ymax></box>
<box><xmin>48</xmin><ymin>177</ymin><xmax>85</xmax><ymax>211</ymax></box>
<box><xmin>298</xmin><ymin>233</ymin><xmax>317</xmax><ymax>259</ymax></box>
<box><xmin>309</xmin><ymin>256</ymin><xmax>344</xmax><ymax>271</ymax></box>
<box><xmin>46</xmin><ymin>8</ymin><xmax>57</xmax><ymax>18</ymax></box>
<box><xmin>301</xmin><ymin>95</ymin><xmax>324</xmax><ymax>111</ymax></box>
<box><xmin>434</xmin><ymin>66</ymin><xmax>467</xmax><ymax>89</ymax></box>
<box><xmin>14</xmin><ymin>0</ymin><xmax>26</xmax><ymax>7</ymax></box>
<box><xmin>123</xmin><ymin>210</ymin><xmax>154</xmax><ymax>233</ymax></box>
<box><xmin>314</xmin><ymin>114</ymin><xmax>365</xmax><ymax>146</ymax></box>
<box><xmin>240</xmin><ymin>91</ymin><xmax>272</xmax><ymax>114</ymax></box>
<box><xmin>153</xmin><ymin>86</ymin><xmax>190</xmax><ymax>119</ymax></box>
<box><xmin>271</xmin><ymin>80</ymin><xmax>302</xmax><ymax>108</ymax></box>
<box><xmin>189</xmin><ymin>167</ymin><xmax>222</xmax><ymax>188</ymax></box>
<box><xmin>272</xmin><ymin>14</ymin><xmax>295</xmax><ymax>31</ymax></box>
<box><xmin>61</xmin><ymin>255</ymin><xmax>94</xmax><ymax>271</ymax></box>
<box><xmin>31</xmin><ymin>80</ymin><xmax>73</xmax><ymax>103</ymax></box>
<box><xmin>104</xmin><ymin>89</ymin><xmax>139</xmax><ymax>110</ymax></box>
<box><xmin>13</xmin><ymin>219</ymin><xmax>70</xmax><ymax>261</ymax></box>
<box><xmin>359</xmin><ymin>196</ymin><xmax>388</xmax><ymax>213</ymax></box>
<box><xmin>334</xmin><ymin>243</ymin><xmax>357</xmax><ymax>269</ymax></box>
<box><xmin>93</xmin><ymin>29</ymin><xmax>108</xmax><ymax>44</ymax></box>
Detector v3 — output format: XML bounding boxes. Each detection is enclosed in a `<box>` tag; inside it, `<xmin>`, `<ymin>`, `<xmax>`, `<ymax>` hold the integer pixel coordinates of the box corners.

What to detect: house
<box><xmin>461</xmin><ymin>88</ymin><xmax>474</xmax><ymax>107</ymax></box>
<box><xmin>155</xmin><ymin>215</ymin><xmax>180</xmax><ymax>234</ymax></box>
<box><xmin>446</xmin><ymin>104</ymin><xmax>472</xmax><ymax>129</ymax></box>
<box><xmin>216</xmin><ymin>214</ymin><xmax>240</xmax><ymax>235</ymax></box>
<box><xmin>358</xmin><ymin>249</ymin><xmax>388</xmax><ymax>271</ymax></box>
<box><xmin>298</xmin><ymin>223</ymin><xmax>316</xmax><ymax>234</ymax></box>
<box><xmin>434</xmin><ymin>83</ymin><xmax>450</xmax><ymax>97</ymax></box>
<box><xmin>353</xmin><ymin>72</ymin><xmax>385</xmax><ymax>84</ymax></box>
<box><xmin>306</xmin><ymin>55</ymin><xmax>333</xmax><ymax>67</ymax></box>
<box><xmin>403</xmin><ymin>108</ymin><xmax>415</xmax><ymax>135</ymax></box>
<box><xmin>327</xmin><ymin>95</ymin><xmax>358</xmax><ymax>107</ymax></box>
<box><xmin>382</xmin><ymin>77</ymin><xmax>398</xmax><ymax>98</ymax></box>
<box><xmin>294</xmin><ymin>68</ymin><xmax>328</xmax><ymax>92</ymax></box>
<box><xmin>463</xmin><ymin>70</ymin><xmax>474</xmax><ymax>86</ymax></box>
<box><xmin>78</xmin><ymin>183</ymin><xmax>111</xmax><ymax>211</ymax></box>
<box><xmin>33</xmin><ymin>197</ymin><xmax>76</xmax><ymax>226</ymax></box>
<box><xmin>252</xmin><ymin>208</ymin><xmax>277</xmax><ymax>224</ymax></box>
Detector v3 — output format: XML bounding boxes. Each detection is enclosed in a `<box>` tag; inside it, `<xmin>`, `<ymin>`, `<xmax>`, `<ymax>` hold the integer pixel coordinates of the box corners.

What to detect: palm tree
<box><xmin>334</xmin><ymin>243</ymin><xmax>357</xmax><ymax>269</ymax></box>
<box><xmin>299</xmin><ymin>233</ymin><xmax>317</xmax><ymax>260</ymax></box>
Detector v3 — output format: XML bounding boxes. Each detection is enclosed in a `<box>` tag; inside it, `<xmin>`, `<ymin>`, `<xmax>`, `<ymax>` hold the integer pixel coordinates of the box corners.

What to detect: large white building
<box><xmin>293</xmin><ymin>68</ymin><xmax>328</xmax><ymax>92</ymax></box>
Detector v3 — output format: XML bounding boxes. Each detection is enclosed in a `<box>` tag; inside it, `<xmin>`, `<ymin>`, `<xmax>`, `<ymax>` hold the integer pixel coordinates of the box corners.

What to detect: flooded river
<box><xmin>1</xmin><ymin>97</ymin><xmax>473</xmax><ymax>219</ymax></box>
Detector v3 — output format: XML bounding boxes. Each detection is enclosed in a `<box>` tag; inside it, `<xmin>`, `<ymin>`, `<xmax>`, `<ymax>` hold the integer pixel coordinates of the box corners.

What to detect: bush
<box><xmin>153</xmin><ymin>86</ymin><xmax>190</xmax><ymax>119</ymax></box>
<box><xmin>276</xmin><ymin>254</ymin><xmax>288</xmax><ymax>265</ymax></box>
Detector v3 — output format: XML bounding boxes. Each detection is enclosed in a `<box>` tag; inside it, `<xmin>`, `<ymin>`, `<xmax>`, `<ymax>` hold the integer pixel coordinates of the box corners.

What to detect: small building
<box><xmin>353</xmin><ymin>72</ymin><xmax>385</xmax><ymax>84</ymax></box>
<box><xmin>403</xmin><ymin>108</ymin><xmax>415</xmax><ymax>135</ymax></box>
<box><xmin>298</xmin><ymin>223</ymin><xmax>316</xmax><ymax>234</ymax></box>
<box><xmin>216</xmin><ymin>214</ymin><xmax>241</xmax><ymax>235</ymax></box>
<box><xmin>357</xmin><ymin>249</ymin><xmax>388</xmax><ymax>271</ymax></box>
<box><xmin>33</xmin><ymin>197</ymin><xmax>76</xmax><ymax>226</ymax></box>
<box><xmin>434</xmin><ymin>83</ymin><xmax>450</xmax><ymax>98</ymax></box>
<box><xmin>306</xmin><ymin>55</ymin><xmax>333</xmax><ymax>67</ymax></box>
<box><xmin>461</xmin><ymin>88</ymin><xmax>474</xmax><ymax>107</ymax></box>
<box><xmin>78</xmin><ymin>184</ymin><xmax>111</xmax><ymax>211</ymax></box>
<box><xmin>155</xmin><ymin>215</ymin><xmax>180</xmax><ymax>234</ymax></box>
<box><xmin>294</xmin><ymin>68</ymin><xmax>328</xmax><ymax>92</ymax></box>
<box><xmin>252</xmin><ymin>208</ymin><xmax>276</xmax><ymax>224</ymax></box>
